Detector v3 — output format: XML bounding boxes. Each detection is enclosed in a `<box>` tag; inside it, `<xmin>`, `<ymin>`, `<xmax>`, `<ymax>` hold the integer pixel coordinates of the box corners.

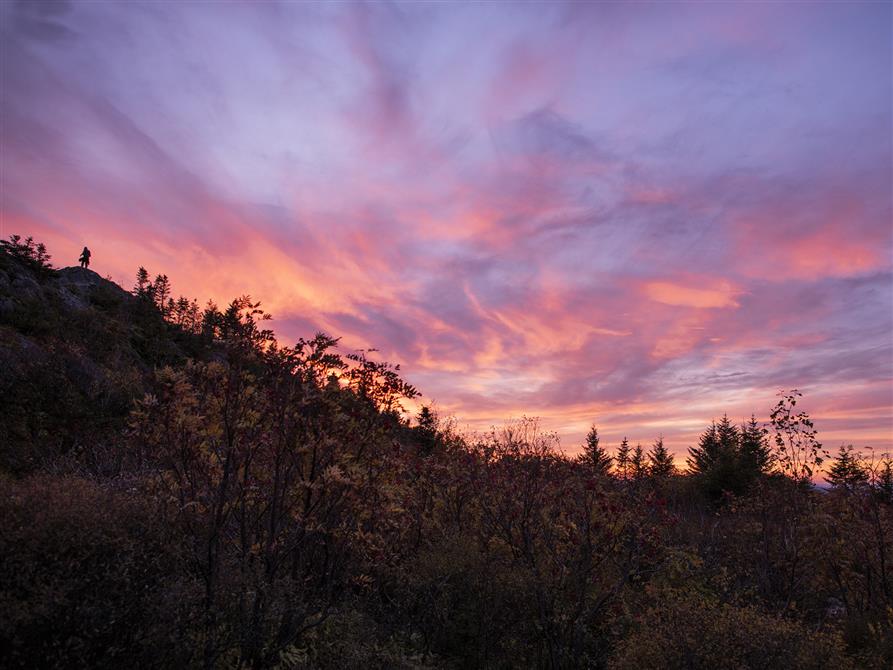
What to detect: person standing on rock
<box><xmin>79</xmin><ymin>246</ymin><xmax>91</xmax><ymax>269</ymax></box>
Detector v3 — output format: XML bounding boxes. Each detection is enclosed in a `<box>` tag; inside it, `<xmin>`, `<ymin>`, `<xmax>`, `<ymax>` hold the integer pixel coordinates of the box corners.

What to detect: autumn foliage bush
<box><xmin>611</xmin><ymin>591</ymin><xmax>852</xmax><ymax>670</ymax></box>
<box><xmin>0</xmin><ymin>475</ymin><xmax>192</xmax><ymax>669</ymax></box>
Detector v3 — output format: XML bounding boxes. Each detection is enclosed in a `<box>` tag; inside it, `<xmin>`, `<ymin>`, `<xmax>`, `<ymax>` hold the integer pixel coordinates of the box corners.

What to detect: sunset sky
<box><xmin>2</xmin><ymin>1</ymin><xmax>891</xmax><ymax>458</ymax></box>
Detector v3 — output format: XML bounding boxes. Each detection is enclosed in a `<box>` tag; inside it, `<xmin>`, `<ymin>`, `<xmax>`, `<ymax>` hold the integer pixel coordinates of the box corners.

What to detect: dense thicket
<box><xmin>1</xmin><ymin>238</ymin><xmax>891</xmax><ymax>669</ymax></box>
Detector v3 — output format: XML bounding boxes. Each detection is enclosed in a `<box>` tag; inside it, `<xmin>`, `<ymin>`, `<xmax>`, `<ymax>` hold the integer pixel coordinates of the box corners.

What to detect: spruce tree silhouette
<box><xmin>578</xmin><ymin>425</ymin><xmax>612</xmax><ymax>474</ymax></box>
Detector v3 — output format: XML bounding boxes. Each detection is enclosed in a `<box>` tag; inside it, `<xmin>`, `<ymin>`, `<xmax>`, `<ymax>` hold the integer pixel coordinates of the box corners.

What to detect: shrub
<box><xmin>0</xmin><ymin>475</ymin><xmax>194</xmax><ymax>669</ymax></box>
<box><xmin>610</xmin><ymin>592</ymin><xmax>853</xmax><ymax>670</ymax></box>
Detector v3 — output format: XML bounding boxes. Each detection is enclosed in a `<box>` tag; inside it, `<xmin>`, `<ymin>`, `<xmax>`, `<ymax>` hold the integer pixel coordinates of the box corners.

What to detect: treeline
<box><xmin>0</xmin><ymin>237</ymin><xmax>891</xmax><ymax>669</ymax></box>
<box><xmin>581</xmin><ymin>405</ymin><xmax>892</xmax><ymax>501</ymax></box>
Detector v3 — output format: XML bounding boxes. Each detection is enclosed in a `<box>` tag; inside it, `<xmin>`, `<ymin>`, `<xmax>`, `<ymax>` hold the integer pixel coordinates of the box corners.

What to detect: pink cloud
<box><xmin>644</xmin><ymin>279</ymin><xmax>742</xmax><ymax>309</ymax></box>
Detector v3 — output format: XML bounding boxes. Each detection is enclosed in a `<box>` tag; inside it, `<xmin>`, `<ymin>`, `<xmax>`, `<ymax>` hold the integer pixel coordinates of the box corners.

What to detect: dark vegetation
<box><xmin>1</xmin><ymin>236</ymin><xmax>891</xmax><ymax>669</ymax></box>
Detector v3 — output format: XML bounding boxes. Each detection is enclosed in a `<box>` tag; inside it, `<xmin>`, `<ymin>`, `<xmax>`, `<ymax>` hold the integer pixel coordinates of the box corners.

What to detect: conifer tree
<box><xmin>186</xmin><ymin>299</ymin><xmax>201</xmax><ymax>333</ymax></box>
<box><xmin>648</xmin><ymin>436</ymin><xmax>675</xmax><ymax>478</ymax></box>
<box><xmin>876</xmin><ymin>454</ymin><xmax>893</xmax><ymax>504</ymax></box>
<box><xmin>631</xmin><ymin>443</ymin><xmax>647</xmax><ymax>481</ymax></box>
<box><xmin>173</xmin><ymin>296</ymin><xmax>191</xmax><ymax>326</ymax></box>
<box><xmin>687</xmin><ymin>415</ymin><xmax>739</xmax><ymax>474</ymax></box>
<box><xmin>152</xmin><ymin>274</ymin><xmax>171</xmax><ymax>315</ymax></box>
<box><xmin>578</xmin><ymin>425</ymin><xmax>613</xmax><ymax>475</ymax></box>
<box><xmin>826</xmin><ymin>445</ymin><xmax>868</xmax><ymax>492</ymax></box>
<box><xmin>1</xmin><ymin>234</ymin><xmax>54</xmax><ymax>273</ymax></box>
<box><xmin>688</xmin><ymin>416</ymin><xmax>752</xmax><ymax>499</ymax></box>
<box><xmin>687</xmin><ymin>421</ymin><xmax>720</xmax><ymax>475</ymax></box>
<box><xmin>716</xmin><ymin>414</ymin><xmax>739</xmax><ymax>454</ymax></box>
<box><xmin>134</xmin><ymin>267</ymin><xmax>150</xmax><ymax>296</ymax></box>
<box><xmin>615</xmin><ymin>437</ymin><xmax>632</xmax><ymax>480</ymax></box>
<box><xmin>739</xmin><ymin>415</ymin><xmax>772</xmax><ymax>476</ymax></box>
<box><xmin>416</xmin><ymin>405</ymin><xmax>439</xmax><ymax>456</ymax></box>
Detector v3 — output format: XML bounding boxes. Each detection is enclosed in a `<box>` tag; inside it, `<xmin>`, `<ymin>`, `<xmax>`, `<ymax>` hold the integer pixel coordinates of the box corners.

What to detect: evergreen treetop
<box><xmin>826</xmin><ymin>445</ymin><xmax>868</xmax><ymax>492</ymax></box>
<box><xmin>631</xmin><ymin>443</ymin><xmax>647</xmax><ymax>480</ymax></box>
<box><xmin>648</xmin><ymin>436</ymin><xmax>675</xmax><ymax>478</ymax></box>
<box><xmin>579</xmin><ymin>424</ymin><xmax>613</xmax><ymax>475</ymax></box>
<box><xmin>615</xmin><ymin>437</ymin><xmax>632</xmax><ymax>480</ymax></box>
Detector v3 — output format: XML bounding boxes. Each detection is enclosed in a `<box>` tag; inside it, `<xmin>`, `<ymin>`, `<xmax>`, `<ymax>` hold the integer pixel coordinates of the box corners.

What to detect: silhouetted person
<box><xmin>79</xmin><ymin>246</ymin><xmax>91</xmax><ymax>269</ymax></box>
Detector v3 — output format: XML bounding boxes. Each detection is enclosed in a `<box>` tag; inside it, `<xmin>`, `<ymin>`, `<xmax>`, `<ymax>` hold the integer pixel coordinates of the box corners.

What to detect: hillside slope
<box><xmin>0</xmin><ymin>250</ymin><xmax>196</xmax><ymax>472</ymax></box>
